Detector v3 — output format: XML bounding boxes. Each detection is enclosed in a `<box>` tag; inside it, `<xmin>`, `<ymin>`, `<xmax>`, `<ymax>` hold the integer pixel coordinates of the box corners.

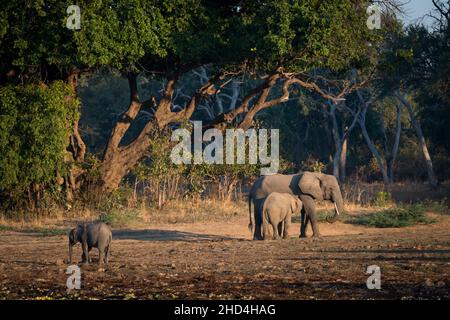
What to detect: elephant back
<box><xmin>253</xmin><ymin>174</ymin><xmax>299</xmax><ymax>200</ymax></box>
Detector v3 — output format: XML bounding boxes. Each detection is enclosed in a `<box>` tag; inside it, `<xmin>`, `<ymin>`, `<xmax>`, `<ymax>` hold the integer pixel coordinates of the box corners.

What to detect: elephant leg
<box><xmin>300</xmin><ymin>195</ymin><xmax>321</xmax><ymax>238</ymax></box>
<box><xmin>105</xmin><ymin>245</ymin><xmax>110</xmax><ymax>264</ymax></box>
<box><xmin>272</xmin><ymin>223</ymin><xmax>279</xmax><ymax>240</ymax></box>
<box><xmin>253</xmin><ymin>200</ymin><xmax>264</xmax><ymax>240</ymax></box>
<box><xmin>283</xmin><ymin>217</ymin><xmax>291</xmax><ymax>239</ymax></box>
<box><xmin>98</xmin><ymin>249</ymin><xmax>104</xmax><ymax>265</ymax></box>
<box><xmin>277</xmin><ymin>221</ymin><xmax>284</xmax><ymax>237</ymax></box>
<box><xmin>82</xmin><ymin>249</ymin><xmax>90</xmax><ymax>265</ymax></box>
<box><xmin>304</xmin><ymin>215</ymin><xmax>310</xmax><ymax>234</ymax></box>
<box><xmin>81</xmin><ymin>247</ymin><xmax>92</xmax><ymax>263</ymax></box>
<box><xmin>300</xmin><ymin>209</ymin><xmax>307</xmax><ymax>238</ymax></box>
<box><xmin>262</xmin><ymin>221</ymin><xmax>271</xmax><ymax>240</ymax></box>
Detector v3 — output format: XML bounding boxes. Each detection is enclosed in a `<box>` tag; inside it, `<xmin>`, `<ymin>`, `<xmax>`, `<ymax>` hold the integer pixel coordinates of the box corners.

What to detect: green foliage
<box><xmin>145</xmin><ymin>129</ymin><xmax>185</xmax><ymax>180</ymax></box>
<box><xmin>226</xmin><ymin>0</ymin><xmax>382</xmax><ymax>73</ymax></box>
<box><xmin>101</xmin><ymin>208</ymin><xmax>141</xmax><ymax>227</ymax></box>
<box><xmin>0</xmin><ymin>225</ymin><xmax>14</xmax><ymax>232</ymax></box>
<box><xmin>420</xmin><ymin>199</ymin><xmax>449</xmax><ymax>215</ymax></box>
<box><xmin>0</xmin><ymin>0</ymin><xmax>219</xmax><ymax>79</ymax></box>
<box><xmin>0</xmin><ymin>0</ymin><xmax>77</xmax><ymax>79</ymax></box>
<box><xmin>378</xmin><ymin>20</ymin><xmax>450</xmax><ymax>166</ymax></box>
<box><xmin>0</xmin><ymin>224</ymin><xmax>67</xmax><ymax>236</ymax></box>
<box><xmin>298</xmin><ymin>156</ymin><xmax>327</xmax><ymax>174</ymax></box>
<box><xmin>132</xmin><ymin>125</ymin><xmax>263</xmax><ymax>200</ymax></box>
<box><xmin>352</xmin><ymin>204</ymin><xmax>435</xmax><ymax>228</ymax></box>
<box><xmin>373</xmin><ymin>191</ymin><xmax>393</xmax><ymax>207</ymax></box>
<box><xmin>74</xmin><ymin>0</ymin><xmax>170</xmax><ymax>69</ymax></box>
<box><xmin>96</xmin><ymin>187</ymin><xmax>134</xmax><ymax>212</ymax></box>
<box><xmin>0</xmin><ymin>82</ymin><xmax>79</xmax><ymax>201</ymax></box>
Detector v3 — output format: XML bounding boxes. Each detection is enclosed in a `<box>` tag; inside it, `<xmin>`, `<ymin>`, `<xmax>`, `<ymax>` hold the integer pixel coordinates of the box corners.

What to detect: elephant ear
<box><xmin>298</xmin><ymin>172</ymin><xmax>323</xmax><ymax>200</ymax></box>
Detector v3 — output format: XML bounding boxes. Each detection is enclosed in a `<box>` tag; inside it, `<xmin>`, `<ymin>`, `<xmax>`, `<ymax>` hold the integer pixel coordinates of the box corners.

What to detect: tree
<box><xmin>97</xmin><ymin>0</ymin><xmax>382</xmax><ymax>191</ymax></box>
<box><xmin>0</xmin><ymin>82</ymin><xmax>79</xmax><ymax>209</ymax></box>
<box><xmin>0</xmin><ymin>0</ymin><xmax>390</xmax><ymax>195</ymax></box>
<box><xmin>377</xmin><ymin>18</ymin><xmax>449</xmax><ymax>187</ymax></box>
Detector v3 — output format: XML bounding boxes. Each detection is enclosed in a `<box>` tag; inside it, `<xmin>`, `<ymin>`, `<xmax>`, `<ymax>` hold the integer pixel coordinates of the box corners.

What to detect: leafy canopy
<box><xmin>0</xmin><ymin>82</ymin><xmax>79</xmax><ymax>191</ymax></box>
<box><xmin>1</xmin><ymin>0</ymin><xmax>383</xmax><ymax>81</ymax></box>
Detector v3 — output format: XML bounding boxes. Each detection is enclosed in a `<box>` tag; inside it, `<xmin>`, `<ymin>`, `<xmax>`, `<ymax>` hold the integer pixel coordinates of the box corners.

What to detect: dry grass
<box><xmin>342</xmin><ymin>180</ymin><xmax>450</xmax><ymax>206</ymax></box>
<box><xmin>0</xmin><ymin>207</ymin><xmax>104</xmax><ymax>233</ymax></box>
<box><xmin>140</xmin><ymin>198</ymin><xmax>247</xmax><ymax>225</ymax></box>
<box><xmin>0</xmin><ymin>181</ymin><xmax>448</xmax><ymax>230</ymax></box>
<box><xmin>0</xmin><ymin>198</ymin><xmax>248</xmax><ymax>230</ymax></box>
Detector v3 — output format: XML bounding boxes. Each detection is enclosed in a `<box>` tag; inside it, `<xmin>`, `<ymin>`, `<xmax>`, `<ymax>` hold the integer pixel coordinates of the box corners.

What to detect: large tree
<box><xmin>377</xmin><ymin>0</ymin><xmax>450</xmax><ymax>186</ymax></box>
<box><xmin>1</xmin><ymin>0</ymin><xmax>386</xmax><ymax>194</ymax></box>
<box><xmin>97</xmin><ymin>0</ymin><xmax>383</xmax><ymax>191</ymax></box>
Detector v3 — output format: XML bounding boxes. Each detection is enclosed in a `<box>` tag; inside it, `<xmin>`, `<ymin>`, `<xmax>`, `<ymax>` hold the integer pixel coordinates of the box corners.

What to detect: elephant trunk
<box><xmin>326</xmin><ymin>189</ymin><xmax>344</xmax><ymax>223</ymax></box>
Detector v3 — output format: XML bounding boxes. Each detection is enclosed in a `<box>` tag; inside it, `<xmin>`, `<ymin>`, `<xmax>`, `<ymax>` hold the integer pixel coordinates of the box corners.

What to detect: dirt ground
<box><xmin>0</xmin><ymin>213</ymin><xmax>449</xmax><ymax>300</ymax></box>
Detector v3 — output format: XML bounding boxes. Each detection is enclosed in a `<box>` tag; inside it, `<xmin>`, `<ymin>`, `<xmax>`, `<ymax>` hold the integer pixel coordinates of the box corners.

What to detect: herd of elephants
<box><xmin>68</xmin><ymin>171</ymin><xmax>343</xmax><ymax>264</ymax></box>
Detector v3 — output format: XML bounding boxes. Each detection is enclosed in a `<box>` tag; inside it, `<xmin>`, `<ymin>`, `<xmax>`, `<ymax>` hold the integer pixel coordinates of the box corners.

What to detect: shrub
<box><xmin>0</xmin><ymin>82</ymin><xmax>79</xmax><ymax>209</ymax></box>
<box><xmin>352</xmin><ymin>204</ymin><xmax>435</xmax><ymax>228</ymax></box>
<box><xmin>421</xmin><ymin>199</ymin><xmax>449</xmax><ymax>215</ymax></box>
<box><xmin>101</xmin><ymin>209</ymin><xmax>141</xmax><ymax>227</ymax></box>
<box><xmin>373</xmin><ymin>191</ymin><xmax>393</xmax><ymax>207</ymax></box>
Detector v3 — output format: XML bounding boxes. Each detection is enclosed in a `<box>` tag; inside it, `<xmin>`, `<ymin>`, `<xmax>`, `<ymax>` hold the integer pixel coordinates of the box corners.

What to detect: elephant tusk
<box><xmin>334</xmin><ymin>202</ymin><xmax>340</xmax><ymax>215</ymax></box>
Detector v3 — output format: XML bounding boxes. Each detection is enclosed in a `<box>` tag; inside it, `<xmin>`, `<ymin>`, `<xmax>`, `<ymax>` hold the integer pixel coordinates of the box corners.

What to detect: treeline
<box><xmin>0</xmin><ymin>0</ymin><xmax>449</xmax><ymax>214</ymax></box>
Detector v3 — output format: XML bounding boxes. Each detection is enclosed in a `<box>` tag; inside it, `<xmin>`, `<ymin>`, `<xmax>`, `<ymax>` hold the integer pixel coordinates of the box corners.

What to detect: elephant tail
<box><xmin>248</xmin><ymin>193</ymin><xmax>253</xmax><ymax>232</ymax></box>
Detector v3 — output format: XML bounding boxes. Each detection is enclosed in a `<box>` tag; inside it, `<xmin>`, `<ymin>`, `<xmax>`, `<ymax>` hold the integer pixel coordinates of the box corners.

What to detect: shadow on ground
<box><xmin>112</xmin><ymin>229</ymin><xmax>240</xmax><ymax>242</ymax></box>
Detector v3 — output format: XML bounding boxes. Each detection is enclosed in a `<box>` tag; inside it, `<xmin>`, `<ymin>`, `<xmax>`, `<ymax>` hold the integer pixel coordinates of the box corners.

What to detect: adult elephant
<box><xmin>248</xmin><ymin>172</ymin><xmax>343</xmax><ymax>240</ymax></box>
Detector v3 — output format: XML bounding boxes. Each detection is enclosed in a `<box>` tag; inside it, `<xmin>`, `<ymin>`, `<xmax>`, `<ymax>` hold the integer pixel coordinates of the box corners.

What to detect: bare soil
<box><xmin>0</xmin><ymin>214</ymin><xmax>449</xmax><ymax>300</ymax></box>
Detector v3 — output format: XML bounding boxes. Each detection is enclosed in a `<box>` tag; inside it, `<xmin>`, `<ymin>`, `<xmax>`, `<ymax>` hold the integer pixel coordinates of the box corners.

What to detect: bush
<box><xmin>352</xmin><ymin>204</ymin><xmax>435</xmax><ymax>228</ymax></box>
<box><xmin>373</xmin><ymin>191</ymin><xmax>393</xmax><ymax>207</ymax></box>
<box><xmin>101</xmin><ymin>209</ymin><xmax>141</xmax><ymax>227</ymax></box>
<box><xmin>96</xmin><ymin>187</ymin><xmax>134</xmax><ymax>212</ymax></box>
<box><xmin>0</xmin><ymin>82</ymin><xmax>79</xmax><ymax>210</ymax></box>
<box><xmin>421</xmin><ymin>199</ymin><xmax>449</xmax><ymax>215</ymax></box>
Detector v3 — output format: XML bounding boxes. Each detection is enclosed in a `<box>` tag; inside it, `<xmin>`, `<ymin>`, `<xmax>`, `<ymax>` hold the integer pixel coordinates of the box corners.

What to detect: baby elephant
<box><xmin>262</xmin><ymin>192</ymin><xmax>302</xmax><ymax>240</ymax></box>
<box><xmin>68</xmin><ymin>221</ymin><xmax>112</xmax><ymax>265</ymax></box>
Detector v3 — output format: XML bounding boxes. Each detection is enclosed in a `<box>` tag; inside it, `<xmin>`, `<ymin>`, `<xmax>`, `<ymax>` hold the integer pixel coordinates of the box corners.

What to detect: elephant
<box><xmin>261</xmin><ymin>192</ymin><xmax>302</xmax><ymax>240</ymax></box>
<box><xmin>248</xmin><ymin>171</ymin><xmax>343</xmax><ymax>240</ymax></box>
<box><xmin>68</xmin><ymin>221</ymin><xmax>112</xmax><ymax>265</ymax></box>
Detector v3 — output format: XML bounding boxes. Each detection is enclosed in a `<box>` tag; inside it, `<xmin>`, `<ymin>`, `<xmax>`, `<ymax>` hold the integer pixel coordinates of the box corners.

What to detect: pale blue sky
<box><xmin>402</xmin><ymin>0</ymin><xmax>435</xmax><ymax>25</ymax></box>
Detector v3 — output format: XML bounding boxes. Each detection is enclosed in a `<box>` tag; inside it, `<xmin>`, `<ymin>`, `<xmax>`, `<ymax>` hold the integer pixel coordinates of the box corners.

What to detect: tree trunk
<box><xmin>356</xmin><ymin>91</ymin><xmax>389</xmax><ymax>185</ymax></box>
<box><xmin>327</xmin><ymin>105</ymin><xmax>341</xmax><ymax>180</ymax></box>
<box><xmin>98</xmin><ymin>71</ymin><xmax>214</xmax><ymax>192</ymax></box>
<box><xmin>64</xmin><ymin>70</ymin><xmax>86</xmax><ymax>200</ymax></box>
<box><xmin>326</xmin><ymin>102</ymin><xmax>357</xmax><ymax>183</ymax></box>
<box><xmin>398</xmin><ymin>94</ymin><xmax>438</xmax><ymax>187</ymax></box>
<box><xmin>98</xmin><ymin>73</ymin><xmax>155</xmax><ymax>191</ymax></box>
<box><xmin>359</xmin><ymin>119</ymin><xmax>390</xmax><ymax>184</ymax></box>
<box><xmin>100</xmin><ymin>122</ymin><xmax>156</xmax><ymax>191</ymax></box>
<box><xmin>387</xmin><ymin>103</ymin><xmax>402</xmax><ymax>183</ymax></box>
<box><xmin>339</xmin><ymin>133</ymin><xmax>348</xmax><ymax>182</ymax></box>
